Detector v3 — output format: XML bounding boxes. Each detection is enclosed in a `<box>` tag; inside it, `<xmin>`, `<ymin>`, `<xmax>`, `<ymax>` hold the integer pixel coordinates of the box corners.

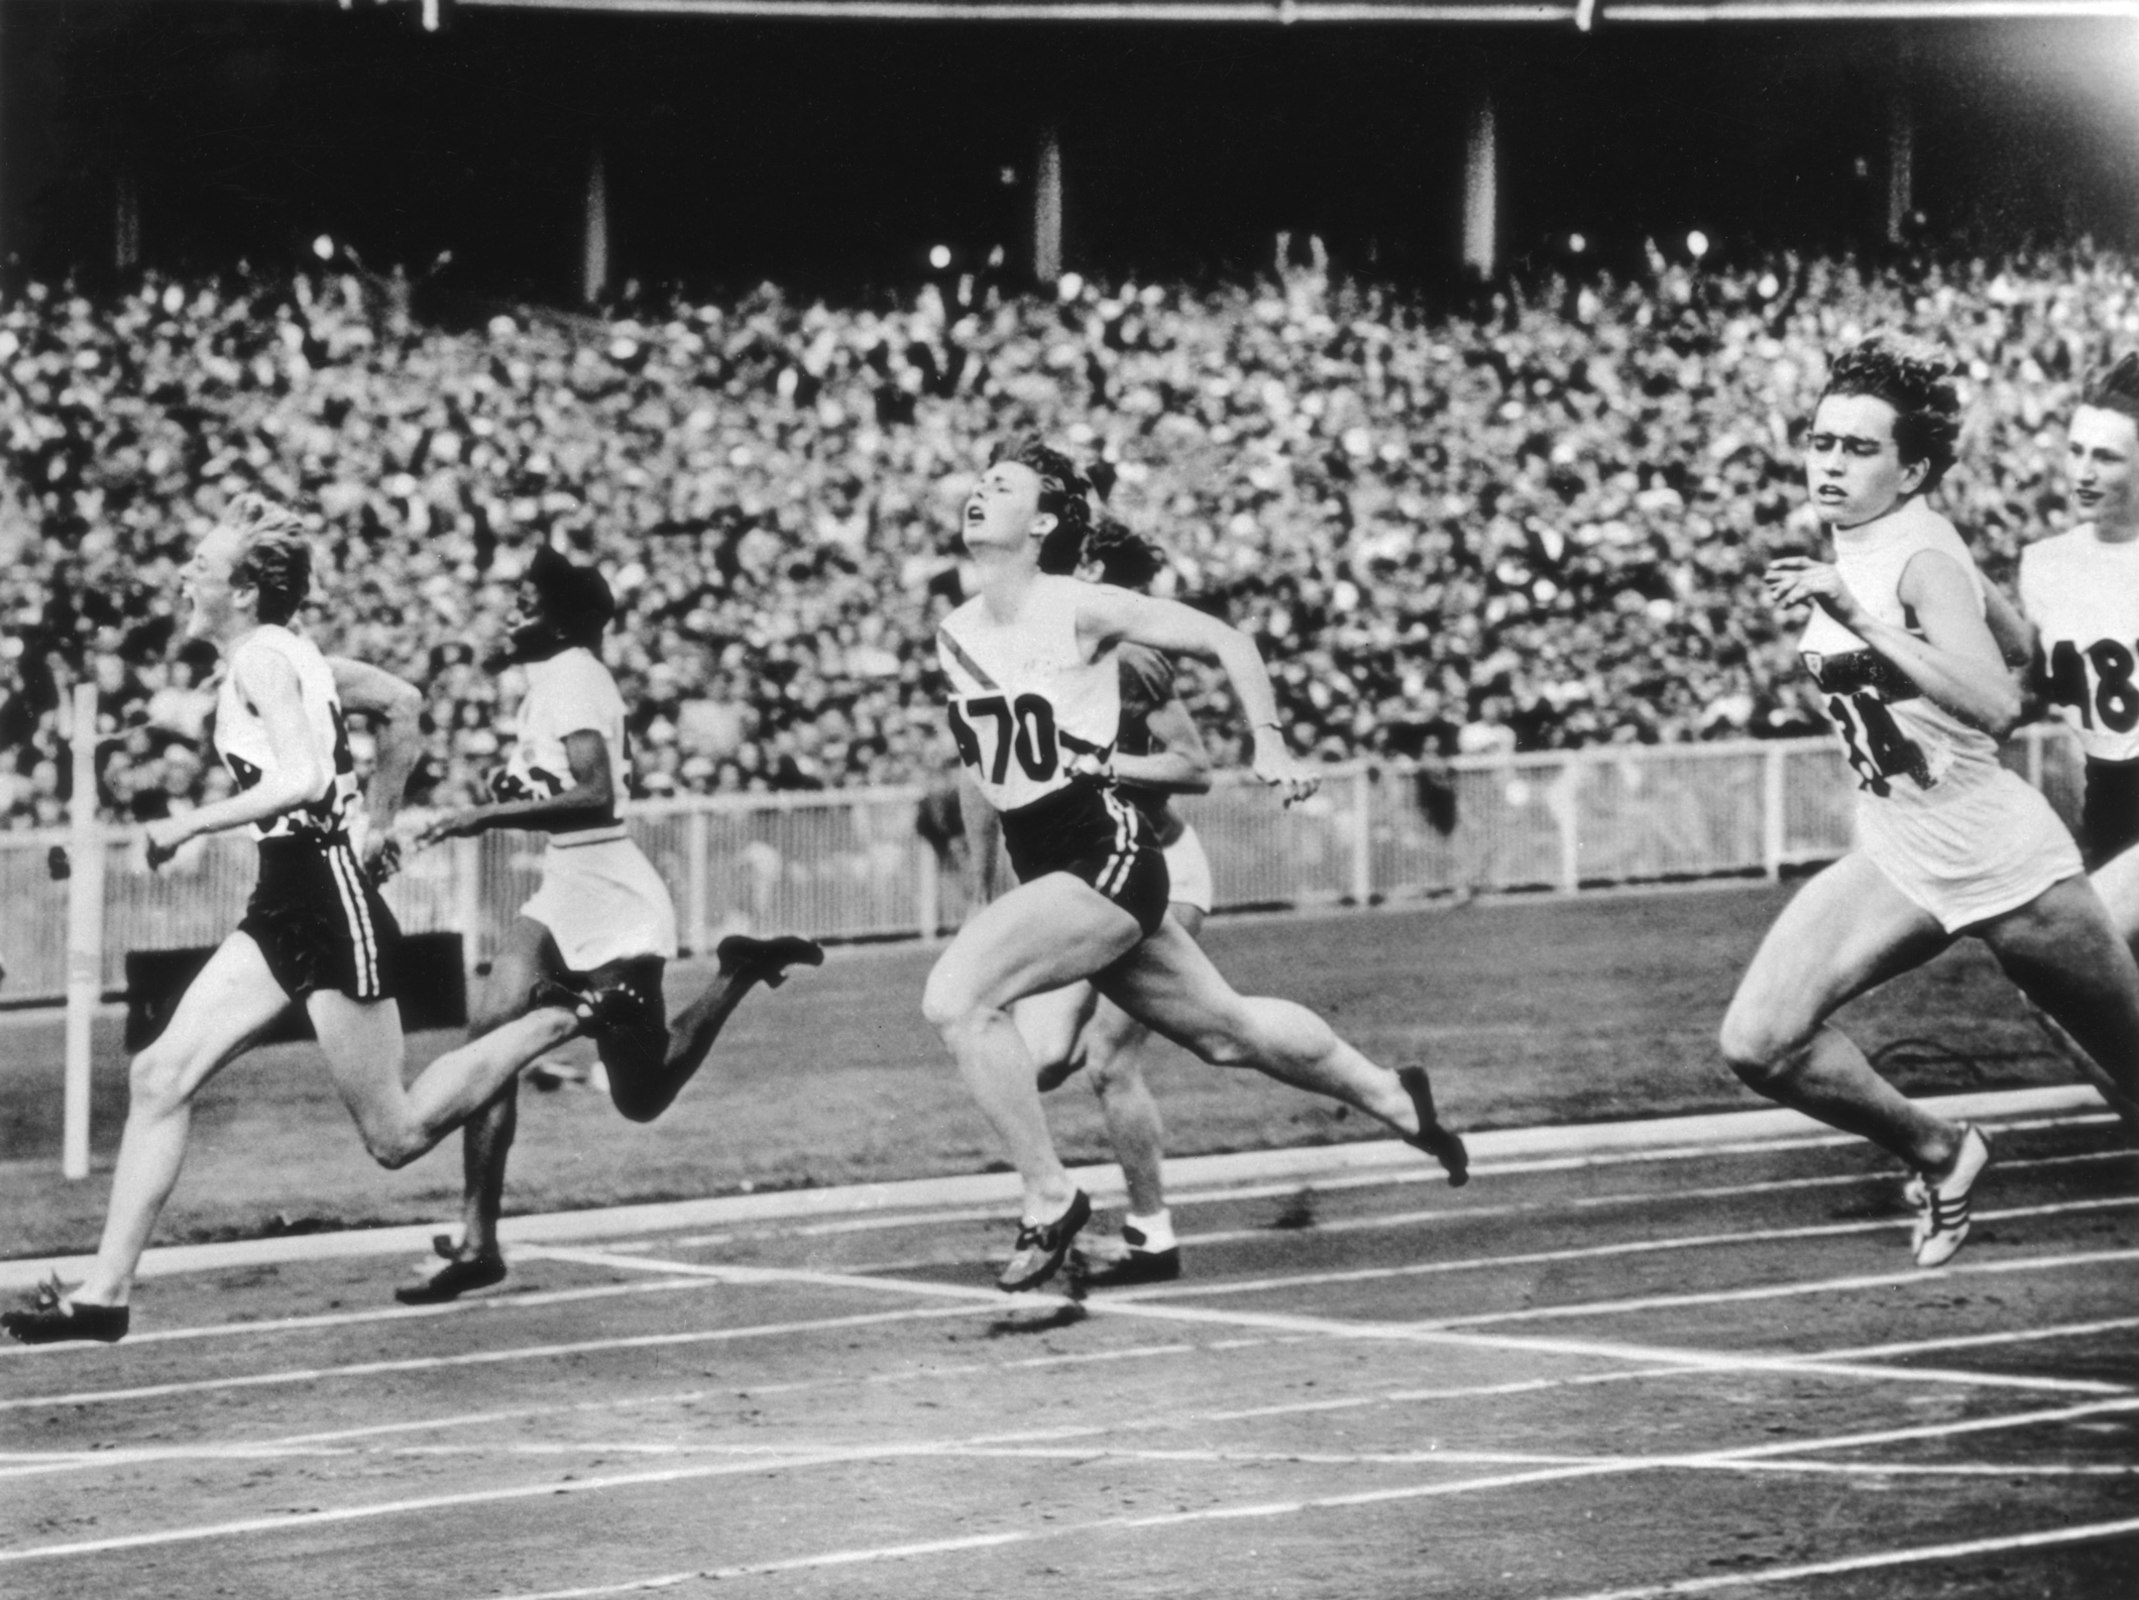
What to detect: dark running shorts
<box><xmin>239</xmin><ymin>836</ymin><xmax>402</xmax><ymax>1003</ymax></box>
<box><xmin>2081</xmin><ymin>757</ymin><xmax>2139</xmax><ymax>871</ymax></box>
<box><xmin>1000</xmin><ymin>780</ymin><xmax>1171</xmax><ymax>938</ymax></box>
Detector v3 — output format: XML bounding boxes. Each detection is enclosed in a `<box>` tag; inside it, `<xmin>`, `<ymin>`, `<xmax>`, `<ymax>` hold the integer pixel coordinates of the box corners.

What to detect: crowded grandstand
<box><xmin>1</xmin><ymin>241</ymin><xmax>2131</xmax><ymax>828</ymax></box>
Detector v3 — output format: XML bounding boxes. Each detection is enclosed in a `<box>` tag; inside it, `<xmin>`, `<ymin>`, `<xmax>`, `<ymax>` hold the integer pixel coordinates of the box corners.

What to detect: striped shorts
<box><xmin>238</xmin><ymin>836</ymin><xmax>402</xmax><ymax>1002</ymax></box>
<box><xmin>1001</xmin><ymin>780</ymin><xmax>1171</xmax><ymax>938</ymax></box>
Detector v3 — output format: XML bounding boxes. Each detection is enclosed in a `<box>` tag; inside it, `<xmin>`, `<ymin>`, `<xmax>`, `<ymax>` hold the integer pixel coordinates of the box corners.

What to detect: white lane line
<box><xmin>468</xmin><ymin>1398</ymin><xmax>2139</xmax><ymax>1600</ymax></box>
<box><xmin>22</xmin><ymin>1439</ymin><xmax>2129</xmax><ymax>1482</ymax></box>
<box><xmin>9</xmin><ymin>1389</ymin><xmax>2137</xmax><ymax>1573</ymax></box>
<box><xmin>1</xmin><ymin>1121</ymin><xmax>2116</xmax><ymax>1355</ymax></box>
<box><xmin>0</xmin><ymin>1276</ymin><xmax>738</xmax><ymax>1357</ymax></box>
<box><xmin>1406</xmin><ymin>1244</ymin><xmax>2139</xmax><ymax>1333</ymax></box>
<box><xmin>636</xmin><ymin>1131</ymin><xmax>2126</xmax><ymax>1256</ymax></box>
<box><xmin>0</xmin><ymin>1303</ymin><xmax>993</xmax><ymax>1414</ymax></box>
<box><xmin>6</xmin><ymin>1099</ymin><xmax>2115</xmax><ymax>1296</ymax></box>
<box><xmin>1112</xmin><ymin>1197</ymin><xmax>2139</xmax><ymax>1303</ymax></box>
<box><xmin>1088</xmin><ymin>1297</ymin><xmax>2129</xmax><ymax>1396</ymax></box>
<box><xmin>1543</xmin><ymin>1516</ymin><xmax>2139</xmax><ymax>1600</ymax></box>
<box><xmin>531</xmin><ymin>1245</ymin><xmax>2134</xmax><ymax>1396</ymax></box>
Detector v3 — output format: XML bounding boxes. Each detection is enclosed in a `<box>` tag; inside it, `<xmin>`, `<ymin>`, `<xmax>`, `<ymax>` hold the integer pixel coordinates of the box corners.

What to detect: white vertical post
<box><xmin>581</xmin><ymin>141</ymin><xmax>610</xmax><ymax>307</ymax></box>
<box><xmin>1349</xmin><ymin>766</ymin><xmax>1374</xmax><ymax>905</ymax></box>
<box><xmin>114</xmin><ymin>170</ymin><xmax>141</xmax><ymax>272</ymax></box>
<box><xmin>453</xmin><ymin>834</ymin><xmax>484</xmax><ymax>987</ymax></box>
<box><xmin>1557</xmin><ymin>761</ymin><xmax>1582</xmax><ymax>895</ymax></box>
<box><xmin>916</xmin><ymin>841</ymin><xmax>940</xmax><ymax>940</ymax></box>
<box><xmin>1461</xmin><ymin>86</ymin><xmax>1499</xmax><ymax>282</ymax></box>
<box><xmin>63</xmin><ymin>682</ymin><xmax>103</xmax><ymax>1180</ymax></box>
<box><xmin>1886</xmin><ymin>84</ymin><xmax>1915</xmax><ymax>245</ymax></box>
<box><xmin>686</xmin><ymin>808</ymin><xmax>711</xmax><ymax>955</ymax></box>
<box><xmin>1762</xmin><ymin>742</ymin><xmax>1787</xmax><ymax>880</ymax></box>
<box><xmin>1033</xmin><ymin>124</ymin><xmax>1064</xmax><ymax>285</ymax></box>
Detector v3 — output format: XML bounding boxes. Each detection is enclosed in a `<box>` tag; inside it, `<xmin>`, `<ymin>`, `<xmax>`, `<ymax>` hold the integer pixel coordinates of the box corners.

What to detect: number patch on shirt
<box><xmin>948</xmin><ymin>693</ymin><xmax>1061</xmax><ymax>784</ymax></box>
<box><xmin>1828</xmin><ymin>692</ymin><xmax>1931</xmax><ymax>797</ymax></box>
<box><xmin>2038</xmin><ymin>638</ymin><xmax>2139</xmax><ymax>734</ymax></box>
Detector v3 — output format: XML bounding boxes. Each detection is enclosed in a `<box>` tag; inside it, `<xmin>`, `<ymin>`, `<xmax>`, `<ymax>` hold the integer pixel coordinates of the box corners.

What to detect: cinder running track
<box><xmin>4</xmin><ymin>1088</ymin><xmax>2135</xmax><ymax>1600</ymax></box>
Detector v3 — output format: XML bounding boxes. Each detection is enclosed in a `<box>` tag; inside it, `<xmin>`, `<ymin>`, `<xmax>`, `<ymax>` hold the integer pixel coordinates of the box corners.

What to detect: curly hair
<box><xmin>992</xmin><ymin>435</ymin><xmax>1094</xmax><ymax>575</ymax></box>
<box><xmin>2079</xmin><ymin>351</ymin><xmax>2139</xmax><ymax>429</ymax></box>
<box><xmin>1080</xmin><ymin>517</ymin><xmax>1164</xmax><ymax>594</ymax></box>
<box><xmin>1817</xmin><ymin>334</ymin><xmax>1963</xmax><ymax>492</ymax></box>
<box><xmin>222</xmin><ymin>492</ymin><xmax>314</xmax><ymax>625</ymax></box>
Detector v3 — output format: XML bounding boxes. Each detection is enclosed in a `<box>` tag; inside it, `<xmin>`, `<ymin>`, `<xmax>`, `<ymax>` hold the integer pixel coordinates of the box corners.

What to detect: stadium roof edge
<box><xmin>452</xmin><ymin>0</ymin><xmax>2139</xmax><ymax>21</ymax></box>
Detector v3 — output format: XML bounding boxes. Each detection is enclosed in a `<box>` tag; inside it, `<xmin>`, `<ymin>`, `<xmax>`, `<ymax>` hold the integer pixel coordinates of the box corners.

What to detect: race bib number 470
<box><xmin>948</xmin><ymin>693</ymin><xmax>1061</xmax><ymax>784</ymax></box>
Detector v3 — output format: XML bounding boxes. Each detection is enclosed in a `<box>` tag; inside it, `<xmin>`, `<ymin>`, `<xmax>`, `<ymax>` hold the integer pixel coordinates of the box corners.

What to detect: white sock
<box><xmin>1123</xmin><ymin>1209</ymin><xmax>1175</xmax><ymax>1252</ymax></box>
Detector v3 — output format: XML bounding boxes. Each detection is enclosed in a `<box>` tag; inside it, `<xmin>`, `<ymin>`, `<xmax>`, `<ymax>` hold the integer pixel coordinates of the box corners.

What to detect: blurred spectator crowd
<box><xmin>3</xmin><ymin>242</ymin><xmax>2137</xmax><ymax>829</ymax></box>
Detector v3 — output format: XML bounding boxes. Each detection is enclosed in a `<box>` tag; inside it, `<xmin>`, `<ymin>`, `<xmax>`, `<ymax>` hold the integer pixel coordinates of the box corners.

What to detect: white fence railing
<box><xmin>0</xmin><ymin>727</ymin><xmax>2079</xmax><ymax>1007</ymax></box>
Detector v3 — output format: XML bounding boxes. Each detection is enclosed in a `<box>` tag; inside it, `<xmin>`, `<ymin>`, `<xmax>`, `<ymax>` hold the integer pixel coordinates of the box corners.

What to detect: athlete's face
<box><xmin>2066</xmin><ymin>405</ymin><xmax>2139</xmax><ymax>532</ymax></box>
<box><xmin>1805</xmin><ymin>394</ymin><xmax>1926</xmax><ymax>530</ymax></box>
<box><xmin>179</xmin><ymin>524</ymin><xmax>249</xmax><ymax>644</ymax></box>
<box><xmin>501</xmin><ymin>582</ymin><xmax>569</xmax><ymax>664</ymax></box>
<box><xmin>961</xmin><ymin>461</ymin><xmax>1051</xmax><ymax>556</ymax></box>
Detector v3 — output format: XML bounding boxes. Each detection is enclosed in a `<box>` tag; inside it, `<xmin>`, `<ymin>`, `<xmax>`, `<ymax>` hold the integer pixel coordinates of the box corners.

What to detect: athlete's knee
<box><xmin>1717</xmin><ymin>1002</ymin><xmax>1806</xmax><ymax>1091</ymax></box>
<box><xmin>356</xmin><ymin>1117</ymin><xmax>429</xmax><ymax>1171</ymax></box>
<box><xmin>1084</xmin><ymin>1046</ymin><xmax>1141</xmax><ymax>1098</ymax></box>
<box><xmin>126</xmin><ymin>1041</ymin><xmax>195</xmax><ymax>1119</ymax></box>
<box><xmin>921</xmin><ymin>964</ymin><xmax>984</xmax><ymax>1037</ymax></box>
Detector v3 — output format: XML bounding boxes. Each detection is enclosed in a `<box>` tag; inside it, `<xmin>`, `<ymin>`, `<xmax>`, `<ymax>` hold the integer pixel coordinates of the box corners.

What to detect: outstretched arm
<box><xmin>1076</xmin><ymin>586</ymin><xmax>1315</xmax><ymax>805</ymax></box>
<box><xmin>1114</xmin><ymin>694</ymin><xmax>1213</xmax><ymax>796</ymax></box>
<box><xmin>411</xmin><ymin>729</ymin><xmax>617</xmax><ymax>851</ymax></box>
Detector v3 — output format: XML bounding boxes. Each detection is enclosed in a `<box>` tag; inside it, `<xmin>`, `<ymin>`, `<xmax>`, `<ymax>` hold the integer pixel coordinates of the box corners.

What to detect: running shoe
<box><xmin>395</xmin><ymin>1237</ymin><xmax>508</xmax><ymax>1305</ymax></box>
<box><xmin>1398</xmin><ymin>1066</ymin><xmax>1470</xmax><ymax>1187</ymax></box>
<box><xmin>1071</xmin><ymin>1224</ymin><xmax>1181</xmax><ymax>1289</ymax></box>
<box><xmin>1</xmin><ymin>1275</ymin><xmax>129</xmax><ymax>1345</ymax></box>
<box><xmin>716</xmin><ymin>934</ymin><xmax>826</xmax><ymax>990</ymax></box>
<box><xmin>998</xmin><ymin>1190</ymin><xmax>1092</xmax><ymax>1293</ymax></box>
<box><xmin>1910</xmin><ymin>1124</ymin><xmax>1991</xmax><ymax>1269</ymax></box>
<box><xmin>531</xmin><ymin>972</ymin><xmax>657</xmax><ymax>1037</ymax></box>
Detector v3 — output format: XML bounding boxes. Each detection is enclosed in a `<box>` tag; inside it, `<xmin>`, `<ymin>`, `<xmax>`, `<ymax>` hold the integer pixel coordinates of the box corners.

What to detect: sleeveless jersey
<box><xmin>937</xmin><ymin>575</ymin><xmax>1120</xmax><ymax>813</ymax></box>
<box><xmin>1798</xmin><ymin>498</ymin><xmax>2002</xmax><ymax>801</ymax></box>
<box><xmin>213</xmin><ymin>625</ymin><xmax>359</xmax><ymax>842</ymax></box>
<box><xmin>2017</xmin><ymin>525</ymin><xmax>2139</xmax><ymax>763</ymax></box>
<box><xmin>492</xmin><ymin>647</ymin><xmax>631</xmax><ymax>839</ymax></box>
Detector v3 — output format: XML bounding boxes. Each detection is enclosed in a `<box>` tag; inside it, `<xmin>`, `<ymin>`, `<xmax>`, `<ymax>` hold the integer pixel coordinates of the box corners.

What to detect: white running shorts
<box><xmin>521</xmin><ymin>832</ymin><xmax>680</xmax><ymax>972</ymax></box>
<box><xmin>1855</xmin><ymin>764</ymin><xmax>2081</xmax><ymax>934</ymax></box>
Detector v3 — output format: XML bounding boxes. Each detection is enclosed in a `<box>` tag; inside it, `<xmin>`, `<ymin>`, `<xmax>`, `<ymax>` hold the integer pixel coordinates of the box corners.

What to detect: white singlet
<box><xmin>214</xmin><ymin>624</ymin><xmax>358</xmax><ymax>841</ymax></box>
<box><xmin>2017</xmin><ymin>525</ymin><xmax>2139</xmax><ymax>763</ymax></box>
<box><xmin>936</xmin><ymin>575</ymin><xmax>1122</xmax><ymax>813</ymax></box>
<box><xmin>1802</xmin><ymin>498</ymin><xmax>2079</xmax><ymax>932</ymax></box>
<box><xmin>500</xmin><ymin>648</ymin><xmax>678</xmax><ymax>971</ymax></box>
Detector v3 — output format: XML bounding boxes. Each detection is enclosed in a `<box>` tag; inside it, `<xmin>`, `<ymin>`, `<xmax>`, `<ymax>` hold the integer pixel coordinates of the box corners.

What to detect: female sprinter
<box><xmin>924</xmin><ymin>441</ymin><xmax>1466</xmax><ymax>1294</ymax></box>
<box><xmin>1721</xmin><ymin>337</ymin><xmax>2139</xmax><ymax>1269</ymax></box>
<box><xmin>4</xmin><ymin>496</ymin><xmax>601</xmax><ymax>1343</ymax></box>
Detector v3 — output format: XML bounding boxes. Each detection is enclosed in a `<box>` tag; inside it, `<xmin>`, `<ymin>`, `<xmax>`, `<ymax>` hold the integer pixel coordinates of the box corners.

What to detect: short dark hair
<box><xmin>1817</xmin><ymin>334</ymin><xmax>1963</xmax><ymax>492</ymax></box>
<box><xmin>224</xmin><ymin>492</ymin><xmax>314</xmax><ymax>625</ymax></box>
<box><xmin>523</xmin><ymin>544</ymin><xmax>615</xmax><ymax>647</ymax></box>
<box><xmin>992</xmin><ymin>435</ymin><xmax>1093</xmax><ymax>575</ymax></box>
<box><xmin>2079</xmin><ymin>352</ymin><xmax>2139</xmax><ymax>430</ymax></box>
<box><xmin>1081</xmin><ymin>517</ymin><xmax>1164</xmax><ymax>593</ymax></box>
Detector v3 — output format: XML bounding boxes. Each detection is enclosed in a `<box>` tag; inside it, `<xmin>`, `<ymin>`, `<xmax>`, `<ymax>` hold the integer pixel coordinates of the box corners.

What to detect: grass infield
<box><xmin>0</xmin><ymin>882</ymin><xmax>2084</xmax><ymax>1262</ymax></box>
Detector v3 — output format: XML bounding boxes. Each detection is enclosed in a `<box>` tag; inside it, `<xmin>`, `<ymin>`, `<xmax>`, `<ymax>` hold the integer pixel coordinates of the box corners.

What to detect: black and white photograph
<box><xmin>1</xmin><ymin>0</ymin><xmax>2136</xmax><ymax>1594</ymax></box>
